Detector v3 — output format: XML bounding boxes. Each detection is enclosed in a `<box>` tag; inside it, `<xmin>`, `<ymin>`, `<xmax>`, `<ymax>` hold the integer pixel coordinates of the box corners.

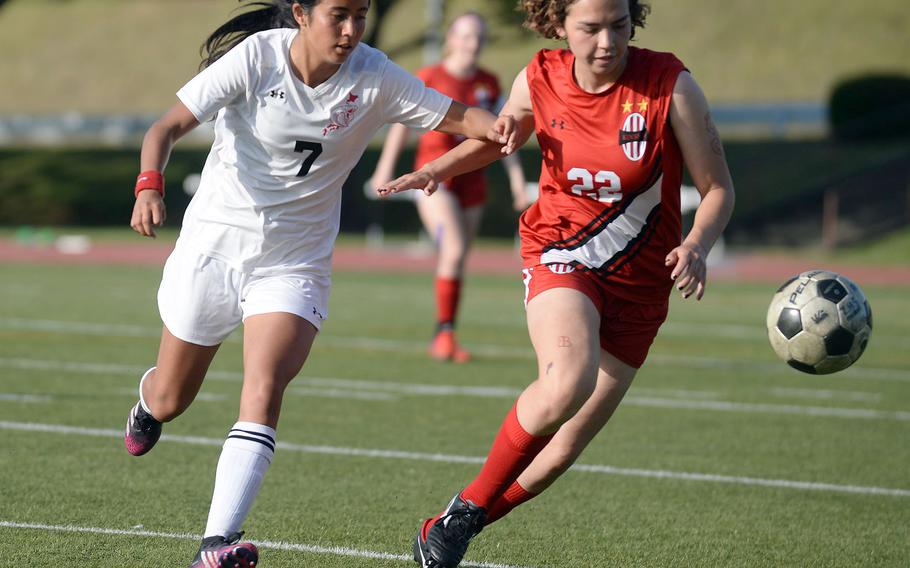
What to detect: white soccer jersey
<box><xmin>175</xmin><ymin>28</ymin><xmax>452</xmax><ymax>276</ymax></box>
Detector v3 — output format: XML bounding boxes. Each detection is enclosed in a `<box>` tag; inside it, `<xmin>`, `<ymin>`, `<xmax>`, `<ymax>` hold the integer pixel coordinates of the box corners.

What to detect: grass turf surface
<box><xmin>0</xmin><ymin>262</ymin><xmax>908</xmax><ymax>567</ymax></box>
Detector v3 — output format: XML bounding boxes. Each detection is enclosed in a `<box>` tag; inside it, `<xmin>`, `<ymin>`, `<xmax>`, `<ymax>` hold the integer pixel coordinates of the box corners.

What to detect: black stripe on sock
<box><xmin>229</xmin><ymin>428</ymin><xmax>276</xmax><ymax>445</ymax></box>
<box><xmin>227</xmin><ymin>434</ymin><xmax>275</xmax><ymax>453</ymax></box>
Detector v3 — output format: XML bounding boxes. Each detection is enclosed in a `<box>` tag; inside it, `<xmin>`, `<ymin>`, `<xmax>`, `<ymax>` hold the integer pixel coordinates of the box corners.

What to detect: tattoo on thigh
<box><xmin>558</xmin><ymin>336</ymin><xmax>572</xmax><ymax>348</ymax></box>
<box><xmin>546</xmin><ymin>362</ymin><xmax>554</xmax><ymax>375</ymax></box>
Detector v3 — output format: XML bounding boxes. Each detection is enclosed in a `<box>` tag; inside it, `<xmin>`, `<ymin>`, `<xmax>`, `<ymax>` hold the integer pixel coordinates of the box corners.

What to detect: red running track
<box><xmin>1</xmin><ymin>238</ymin><xmax>908</xmax><ymax>286</ymax></box>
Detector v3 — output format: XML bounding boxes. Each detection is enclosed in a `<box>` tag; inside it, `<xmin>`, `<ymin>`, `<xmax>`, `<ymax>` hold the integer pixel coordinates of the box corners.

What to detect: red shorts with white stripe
<box><xmin>521</xmin><ymin>263</ymin><xmax>669</xmax><ymax>368</ymax></box>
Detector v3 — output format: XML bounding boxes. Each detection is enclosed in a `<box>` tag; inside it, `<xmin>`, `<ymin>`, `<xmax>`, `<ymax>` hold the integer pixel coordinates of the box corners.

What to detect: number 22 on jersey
<box><xmin>567</xmin><ymin>168</ymin><xmax>622</xmax><ymax>203</ymax></box>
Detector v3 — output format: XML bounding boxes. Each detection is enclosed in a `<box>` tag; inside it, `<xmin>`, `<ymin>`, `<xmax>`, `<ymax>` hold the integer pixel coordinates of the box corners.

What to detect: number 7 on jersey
<box><xmin>294</xmin><ymin>140</ymin><xmax>323</xmax><ymax>177</ymax></box>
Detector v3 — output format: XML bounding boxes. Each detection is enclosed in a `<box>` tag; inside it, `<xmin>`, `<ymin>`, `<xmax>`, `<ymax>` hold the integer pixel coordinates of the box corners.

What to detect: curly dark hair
<box><xmin>518</xmin><ymin>0</ymin><xmax>650</xmax><ymax>40</ymax></box>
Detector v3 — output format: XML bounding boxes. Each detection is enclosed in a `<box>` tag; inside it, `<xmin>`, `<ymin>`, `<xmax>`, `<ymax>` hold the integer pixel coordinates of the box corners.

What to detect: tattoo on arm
<box><xmin>704</xmin><ymin>113</ymin><xmax>723</xmax><ymax>156</ymax></box>
<box><xmin>558</xmin><ymin>336</ymin><xmax>572</xmax><ymax>348</ymax></box>
<box><xmin>546</xmin><ymin>362</ymin><xmax>554</xmax><ymax>375</ymax></box>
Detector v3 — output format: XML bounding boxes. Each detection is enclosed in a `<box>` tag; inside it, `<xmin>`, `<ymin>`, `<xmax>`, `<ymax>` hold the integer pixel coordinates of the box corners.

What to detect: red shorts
<box><xmin>521</xmin><ymin>263</ymin><xmax>669</xmax><ymax>368</ymax></box>
<box><xmin>439</xmin><ymin>169</ymin><xmax>487</xmax><ymax>208</ymax></box>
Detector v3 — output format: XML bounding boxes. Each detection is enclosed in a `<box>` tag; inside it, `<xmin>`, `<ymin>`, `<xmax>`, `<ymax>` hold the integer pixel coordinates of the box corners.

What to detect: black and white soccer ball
<box><xmin>766</xmin><ymin>270</ymin><xmax>872</xmax><ymax>374</ymax></box>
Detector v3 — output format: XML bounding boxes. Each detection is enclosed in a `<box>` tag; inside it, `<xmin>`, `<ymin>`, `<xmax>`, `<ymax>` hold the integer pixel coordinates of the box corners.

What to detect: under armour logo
<box><xmin>268</xmin><ymin>90</ymin><xmax>285</xmax><ymax>99</ymax></box>
<box><xmin>550</xmin><ymin>118</ymin><xmax>565</xmax><ymax>129</ymax></box>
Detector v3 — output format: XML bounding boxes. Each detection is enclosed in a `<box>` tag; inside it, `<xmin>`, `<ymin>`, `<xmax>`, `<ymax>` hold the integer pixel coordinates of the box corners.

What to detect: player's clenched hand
<box><xmin>665</xmin><ymin>242</ymin><xmax>707</xmax><ymax>300</ymax></box>
<box><xmin>130</xmin><ymin>190</ymin><xmax>166</xmax><ymax>238</ymax></box>
<box><xmin>376</xmin><ymin>167</ymin><xmax>438</xmax><ymax>198</ymax></box>
<box><xmin>488</xmin><ymin>114</ymin><xmax>518</xmax><ymax>155</ymax></box>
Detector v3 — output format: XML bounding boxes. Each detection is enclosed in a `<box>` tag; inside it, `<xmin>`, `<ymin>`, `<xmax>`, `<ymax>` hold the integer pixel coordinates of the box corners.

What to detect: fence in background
<box><xmin>0</xmin><ymin>103</ymin><xmax>827</xmax><ymax>147</ymax></box>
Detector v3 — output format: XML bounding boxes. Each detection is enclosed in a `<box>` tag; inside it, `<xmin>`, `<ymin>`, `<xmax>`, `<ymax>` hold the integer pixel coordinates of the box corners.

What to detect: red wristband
<box><xmin>135</xmin><ymin>170</ymin><xmax>165</xmax><ymax>198</ymax></box>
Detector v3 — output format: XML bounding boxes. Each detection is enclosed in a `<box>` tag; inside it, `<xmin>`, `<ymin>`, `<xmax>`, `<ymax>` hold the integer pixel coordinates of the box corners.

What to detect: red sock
<box><xmin>459</xmin><ymin>403</ymin><xmax>552</xmax><ymax>509</ymax></box>
<box><xmin>485</xmin><ymin>481</ymin><xmax>537</xmax><ymax>525</ymax></box>
<box><xmin>435</xmin><ymin>277</ymin><xmax>461</xmax><ymax>326</ymax></box>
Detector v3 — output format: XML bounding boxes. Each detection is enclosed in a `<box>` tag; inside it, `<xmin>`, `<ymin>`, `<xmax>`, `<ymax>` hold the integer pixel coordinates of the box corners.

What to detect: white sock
<box><xmin>138</xmin><ymin>367</ymin><xmax>156</xmax><ymax>416</ymax></box>
<box><xmin>203</xmin><ymin>421</ymin><xmax>276</xmax><ymax>538</ymax></box>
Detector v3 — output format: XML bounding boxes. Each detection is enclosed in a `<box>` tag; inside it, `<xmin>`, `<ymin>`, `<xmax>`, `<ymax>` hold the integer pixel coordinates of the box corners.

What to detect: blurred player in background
<box><xmin>124</xmin><ymin>1</ymin><xmax>515</xmax><ymax>566</ymax></box>
<box><xmin>378</xmin><ymin>0</ymin><xmax>735</xmax><ymax>566</ymax></box>
<box><xmin>371</xmin><ymin>12</ymin><xmax>528</xmax><ymax>363</ymax></box>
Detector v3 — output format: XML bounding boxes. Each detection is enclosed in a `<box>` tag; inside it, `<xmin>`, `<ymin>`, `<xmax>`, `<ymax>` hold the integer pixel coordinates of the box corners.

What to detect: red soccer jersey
<box><xmin>519</xmin><ymin>47</ymin><xmax>688</xmax><ymax>303</ymax></box>
<box><xmin>414</xmin><ymin>64</ymin><xmax>501</xmax><ymax>168</ymax></box>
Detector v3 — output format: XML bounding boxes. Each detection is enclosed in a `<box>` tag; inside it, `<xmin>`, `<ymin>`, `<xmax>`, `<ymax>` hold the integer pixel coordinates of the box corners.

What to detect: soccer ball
<box><xmin>766</xmin><ymin>270</ymin><xmax>872</xmax><ymax>374</ymax></box>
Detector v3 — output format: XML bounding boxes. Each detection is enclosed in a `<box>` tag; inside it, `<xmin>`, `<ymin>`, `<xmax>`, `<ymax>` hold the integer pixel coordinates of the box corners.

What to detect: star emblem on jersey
<box><xmin>323</xmin><ymin>92</ymin><xmax>360</xmax><ymax>136</ymax></box>
<box><xmin>621</xmin><ymin>100</ymin><xmax>633</xmax><ymax>113</ymax></box>
<box><xmin>619</xmin><ymin>112</ymin><xmax>648</xmax><ymax>161</ymax></box>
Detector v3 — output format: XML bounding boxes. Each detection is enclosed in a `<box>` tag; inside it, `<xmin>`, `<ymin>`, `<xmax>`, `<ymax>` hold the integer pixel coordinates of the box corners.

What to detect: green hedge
<box><xmin>1</xmin><ymin>139</ymin><xmax>907</xmax><ymax>240</ymax></box>
<box><xmin>830</xmin><ymin>75</ymin><xmax>910</xmax><ymax>141</ymax></box>
<box><xmin>0</xmin><ymin>146</ymin><xmax>541</xmax><ymax>237</ymax></box>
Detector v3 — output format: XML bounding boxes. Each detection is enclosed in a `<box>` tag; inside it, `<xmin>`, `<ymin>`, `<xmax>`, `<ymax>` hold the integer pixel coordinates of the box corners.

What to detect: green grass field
<box><xmin>1</xmin><ymin>256</ymin><xmax>908</xmax><ymax>567</ymax></box>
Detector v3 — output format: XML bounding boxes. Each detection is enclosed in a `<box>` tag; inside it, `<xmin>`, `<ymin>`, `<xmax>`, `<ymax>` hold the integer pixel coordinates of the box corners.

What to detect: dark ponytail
<box><xmin>200</xmin><ymin>0</ymin><xmax>317</xmax><ymax>69</ymax></box>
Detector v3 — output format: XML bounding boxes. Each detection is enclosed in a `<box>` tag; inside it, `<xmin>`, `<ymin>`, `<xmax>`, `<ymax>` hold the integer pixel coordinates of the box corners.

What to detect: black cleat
<box><xmin>124</xmin><ymin>401</ymin><xmax>162</xmax><ymax>456</ymax></box>
<box><xmin>414</xmin><ymin>493</ymin><xmax>486</xmax><ymax>568</ymax></box>
<box><xmin>190</xmin><ymin>532</ymin><xmax>258</xmax><ymax>568</ymax></box>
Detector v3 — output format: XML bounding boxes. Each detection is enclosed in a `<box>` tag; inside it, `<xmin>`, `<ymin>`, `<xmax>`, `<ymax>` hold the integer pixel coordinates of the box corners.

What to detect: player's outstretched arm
<box><xmin>378</xmin><ymin>68</ymin><xmax>535</xmax><ymax>198</ymax></box>
<box><xmin>130</xmin><ymin>102</ymin><xmax>200</xmax><ymax>238</ymax></box>
<box><xmin>665</xmin><ymin>71</ymin><xmax>736</xmax><ymax>300</ymax></box>
<box><xmin>434</xmin><ymin>101</ymin><xmax>519</xmax><ymax>153</ymax></box>
<box><xmin>370</xmin><ymin>123</ymin><xmax>411</xmax><ymax>192</ymax></box>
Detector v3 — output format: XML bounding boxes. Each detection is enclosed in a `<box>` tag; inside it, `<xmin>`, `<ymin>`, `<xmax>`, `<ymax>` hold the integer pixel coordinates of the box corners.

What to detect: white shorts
<box><xmin>157</xmin><ymin>245</ymin><xmax>330</xmax><ymax>346</ymax></box>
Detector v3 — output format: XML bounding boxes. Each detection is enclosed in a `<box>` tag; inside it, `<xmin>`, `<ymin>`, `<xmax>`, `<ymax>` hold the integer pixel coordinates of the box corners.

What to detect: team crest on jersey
<box><xmin>619</xmin><ymin>112</ymin><xmax>648</xmax><ymax>161</ymax></box>
<box><xmin>323</xmin><ymin>93</ymin><xmax>360</xmax><ymax>136</ymax></box>
<box><xmin>546</xmin><ymin>263</ymin><xmax>576</xmax><ymax>274</ymax></box>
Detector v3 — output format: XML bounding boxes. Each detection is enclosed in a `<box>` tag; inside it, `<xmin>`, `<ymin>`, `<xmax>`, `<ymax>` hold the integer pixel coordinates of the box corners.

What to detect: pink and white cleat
<box><xmin>124</xmin><ymin>401</ymin><xmax>162</xmax><ymax>456</ymax></box>
<box><xmin>190</xmin><ymin>532</ymin><xmax>258</xmax><ymax>568</ymax></box>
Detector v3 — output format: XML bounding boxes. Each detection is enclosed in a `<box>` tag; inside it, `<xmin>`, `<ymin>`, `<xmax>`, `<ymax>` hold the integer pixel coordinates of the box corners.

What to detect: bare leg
<box><xmin>142</xmin><ymin>325</ymin><xmax>220</xmax><ymax>422</ymax></box>
<box><xmin>415</xmin><ymin>189</ymin><xmax>480</xmax><ymax>279</ymax></box>
<box><xmin>200</xmin><ymin>311</ymin><xmax>317</xmax><ymax>544</ymax></box>
<box><xmin>415</xmin><ymin>288</ymin><xmax>603</xmax><ymax>566</ymax></box>
<box><xmin>239</xmin><ymin>312</ymin><xmax>318</xmax><ymax>427</ymax></box>
<box><xmin>416</xmin><ymin>190</ymin><xmax>482</xmax><ymax>361</ymax></box>
<box><xmin>517</xmin><ymin>288</ymin><xmax>603</xmax><ymax>435</ymax></box>
<box><xmin>516</xmin><ymin>350</ymin><xmax>637</xmax><ymax>493</ymax></box>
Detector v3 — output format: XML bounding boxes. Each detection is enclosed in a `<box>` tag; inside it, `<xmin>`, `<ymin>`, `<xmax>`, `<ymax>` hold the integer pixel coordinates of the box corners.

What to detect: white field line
<box><xmin>3</xmin><ymin>317</ymin><xmax>910</xmax><ymax>382</ymax></box>
<box><xmin>2</xmin><ymin>420</ymin><xmax>909</xmax><ymax>498</ymax></box>
<box><xmin>0</xmin><ymin>392</ymin><xmax>52</xmax><ymax>403</ymax></box>
<box><xmin>114</xmin><ymin>388</ymin><xmax>228</xmax><ymax>402</ymax></box>
<box><xmin>625</xmin><ymin>397</ymin><xmax>910</xmax><ymax>421</ymax></box>
<box><xmin>0</xmin><ymin>521</ymin><xmax>535</xmax><ymax>568</ymax></box>
<box><xmin>770</xmin><ymin>387</ymin><xmax>882</xmax><ymax>403</ymax></box>
<box><xmin>631</xmin><ymin>387</ymin><xmax>719</xmax><ymax>399</ymax></box>
<box><xmin>7</xmin><ymin>316</ymin><xmax>909</xmax><ymax>347</ymax></box>
<box><xmin>290</xmin><ymin>386</ymin><xmax>397</xmax><ymax>401</ymax></box>
<box><xmin>3</xmin><ymin>357</ymin><xmax>909</xmax><ymax>422</ymax></box>
<box><xmin>660</xmin><ymin>321</ymin><xmax>910</xmax><ymax>348</ymax></box>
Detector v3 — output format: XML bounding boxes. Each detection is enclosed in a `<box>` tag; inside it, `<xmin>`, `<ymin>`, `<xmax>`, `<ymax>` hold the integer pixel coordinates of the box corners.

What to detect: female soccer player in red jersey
<box><xmin>123</xmin><ymin>1</ymin><xmax>515</xmax><ymax>566</ymax></box>
<box><xmin>379</xmin><ymin>0</ymin><xmax>735</xmax><ymax>566</ymax></box>
<box><xmin>371</xmin><ymin>12</ymin><xmax>528</xmax><ymax>363</ymax></box>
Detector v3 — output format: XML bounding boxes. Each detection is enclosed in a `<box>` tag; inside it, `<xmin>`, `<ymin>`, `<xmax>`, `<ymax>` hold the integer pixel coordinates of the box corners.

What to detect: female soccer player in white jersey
<box><xmin>124</xmin><ymin>1</ymin><xmax>515</xmax><ymax>566</ymax></box>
